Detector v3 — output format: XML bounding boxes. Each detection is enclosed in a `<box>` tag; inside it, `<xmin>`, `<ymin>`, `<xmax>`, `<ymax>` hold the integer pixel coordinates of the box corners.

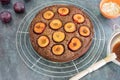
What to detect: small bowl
<box><xmin>108</xmin><ymin>31</ymin><xmax>120</xmax><ymax>66</ymax></box>
<box><xmin>100</xmin><ymin>0</ymin><xmax>120</xmax><ymax>19</ymax></box>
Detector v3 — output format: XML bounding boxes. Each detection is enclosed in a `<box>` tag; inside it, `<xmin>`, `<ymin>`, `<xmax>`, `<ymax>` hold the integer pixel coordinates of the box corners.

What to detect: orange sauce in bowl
<box><xmin>112</xmin><ymin>42</ymin><xmax>120</xmax><ymax>62</ymax></box>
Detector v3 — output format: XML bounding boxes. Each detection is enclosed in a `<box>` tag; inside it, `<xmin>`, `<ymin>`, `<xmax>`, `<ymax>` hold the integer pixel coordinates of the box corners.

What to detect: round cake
<box><xmin>29</xmin><ymin>5</ymin><xmax>94</xmax><ymax>62</ymax></box>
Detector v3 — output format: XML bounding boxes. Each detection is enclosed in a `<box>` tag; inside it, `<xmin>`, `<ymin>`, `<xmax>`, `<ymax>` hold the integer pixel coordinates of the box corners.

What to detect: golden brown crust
<box><xmin>29</xmin><ymin>5</ymin><xmax>94</xmax><ymax>62</ymax></box>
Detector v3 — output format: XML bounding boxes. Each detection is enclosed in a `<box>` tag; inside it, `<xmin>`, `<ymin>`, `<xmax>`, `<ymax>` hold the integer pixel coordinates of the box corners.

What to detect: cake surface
<box><xmin>29</xmin><ymin>5</ymin><xmax>94</xmax><ymax>62</ymax></box>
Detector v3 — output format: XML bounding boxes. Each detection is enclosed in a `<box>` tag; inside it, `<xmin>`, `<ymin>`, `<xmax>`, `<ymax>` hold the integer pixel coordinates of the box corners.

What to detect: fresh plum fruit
<box><xmin>0</xmin><ymin>11</ymin><xmax>12</xmax><ymax>23</ymax></box>
<box><xmin>13</xmin><ymin>2</ymin><xmax>25</xmax><ymax>13</ymax></box>
<box><xmin>0</xmin><ymin>0</ymin><xmax>10</xmax><ymax>5</ymax></box>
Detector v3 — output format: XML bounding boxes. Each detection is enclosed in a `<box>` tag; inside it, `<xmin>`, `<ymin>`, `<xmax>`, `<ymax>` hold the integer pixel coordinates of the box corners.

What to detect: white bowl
<box><xmin>107</xmin><ymin>31</ymin><xmax>120</xmax><ymax>66</ymax></box>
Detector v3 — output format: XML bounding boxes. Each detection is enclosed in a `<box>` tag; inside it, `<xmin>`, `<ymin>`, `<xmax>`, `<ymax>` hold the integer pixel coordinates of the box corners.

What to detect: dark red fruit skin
<box><xmin>0</xmin><ymin>0</ymin><xmax>10</xmax><ymax>5</ymax></box>
<box><xmin>0</xmin><ymin>11</ymin><xmax>12</xmax><ymax>23</ymax></box>
<box><xmin>13</xmin><ymin>2</ymin><xmax>25</xmax><ymax>13</ymax></box>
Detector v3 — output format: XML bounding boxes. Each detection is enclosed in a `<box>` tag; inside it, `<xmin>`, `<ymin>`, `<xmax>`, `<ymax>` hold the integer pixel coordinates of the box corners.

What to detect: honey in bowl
<box><xmin>112</xmin><ymin>42</ymin><xmax>120</xmax><ymax>62</ymax></box>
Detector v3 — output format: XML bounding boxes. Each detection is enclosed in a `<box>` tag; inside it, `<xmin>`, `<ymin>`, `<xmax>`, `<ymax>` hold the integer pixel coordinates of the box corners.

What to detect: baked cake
<box><xmin>29</xmin><ymin>5</ymin><xmax>94</xmax><ymax>62</ymax></box>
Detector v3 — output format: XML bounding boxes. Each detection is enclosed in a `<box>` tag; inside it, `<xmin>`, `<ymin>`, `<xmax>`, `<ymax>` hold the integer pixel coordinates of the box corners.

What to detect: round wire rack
<box><xmin>16</xmin><ymin>1</ymin><xmax>105</xmax><ymax>78</ymax></box>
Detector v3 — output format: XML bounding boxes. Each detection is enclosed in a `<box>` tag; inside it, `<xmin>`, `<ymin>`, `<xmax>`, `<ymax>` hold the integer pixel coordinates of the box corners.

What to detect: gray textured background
<box><xmin>0</xmin><ymin>0</ymin><xmax>120</xmax><ymax>80</ymax></box>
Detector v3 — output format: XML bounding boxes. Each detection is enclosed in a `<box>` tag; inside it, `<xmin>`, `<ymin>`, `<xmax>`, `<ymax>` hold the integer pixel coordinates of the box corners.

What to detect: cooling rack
<box><xmin>16</xmin><ymin>0</ymin><xmax>105</xmax><ymax>78</ymax></box>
